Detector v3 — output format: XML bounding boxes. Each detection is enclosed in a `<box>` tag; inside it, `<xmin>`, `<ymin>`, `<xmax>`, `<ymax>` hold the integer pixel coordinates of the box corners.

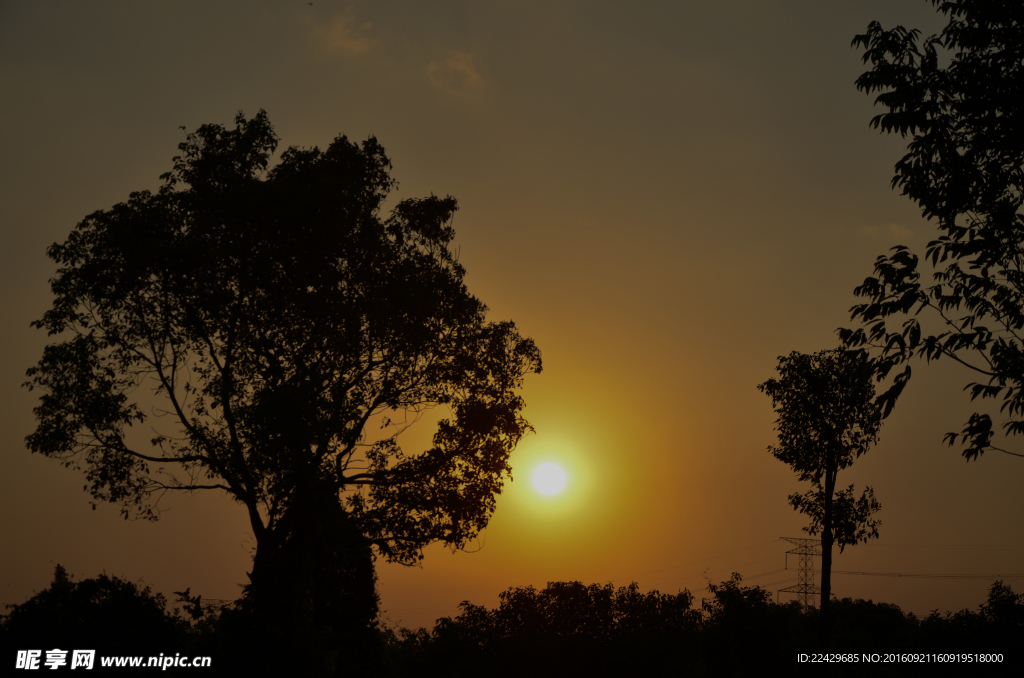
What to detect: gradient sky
<box><xmin>2</xmin><ymin>0</ymin><xmax>1021</xmax><ymax>631</ymax></box>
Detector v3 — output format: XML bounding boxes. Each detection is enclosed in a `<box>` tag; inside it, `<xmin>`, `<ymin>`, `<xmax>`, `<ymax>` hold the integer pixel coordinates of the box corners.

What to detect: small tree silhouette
<box><xmin>758</xmin><ymin>348</ymin><xmax>883</xmax><ymax>648</ymax></box>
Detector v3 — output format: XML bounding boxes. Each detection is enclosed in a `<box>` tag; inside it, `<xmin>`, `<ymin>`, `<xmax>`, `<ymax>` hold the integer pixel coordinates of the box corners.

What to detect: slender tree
<box><xmin>758</xmin><ymin>348</ymin><xmax>883</xmax><ymax>648</ymax></box>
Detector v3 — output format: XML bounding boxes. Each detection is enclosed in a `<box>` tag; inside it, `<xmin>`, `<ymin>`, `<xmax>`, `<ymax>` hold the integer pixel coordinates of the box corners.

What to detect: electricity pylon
<box><xmin>778</xmin><ymin>537</ymin><xmax>821</xmax><ymax>610</ymax></box>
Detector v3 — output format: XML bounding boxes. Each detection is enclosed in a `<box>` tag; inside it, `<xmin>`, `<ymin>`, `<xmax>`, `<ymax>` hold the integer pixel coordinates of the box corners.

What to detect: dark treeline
<box><xmin>381</xmin><ymin>575</ymin><xmax>1023</xmax><ymax>677</ymax></box>
<box><xmin>3</xmin><ymin>568</ymin><xmax>1022</xmax><ymax>676</ymax></box>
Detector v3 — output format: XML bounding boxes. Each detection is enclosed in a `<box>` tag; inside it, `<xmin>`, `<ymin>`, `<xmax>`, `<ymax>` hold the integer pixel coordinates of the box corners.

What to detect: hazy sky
<box><xmin>2</xmin><ymin>0</ymin><xmax>1021</xmax><ymax>630</ymax></box>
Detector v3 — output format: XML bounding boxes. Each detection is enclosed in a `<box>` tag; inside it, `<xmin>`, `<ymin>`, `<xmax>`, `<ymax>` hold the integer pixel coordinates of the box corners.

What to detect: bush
<box><xmin>0</xmin><ymin>565</ymin><xmax>186</xmax><ymax>657</ymax></box>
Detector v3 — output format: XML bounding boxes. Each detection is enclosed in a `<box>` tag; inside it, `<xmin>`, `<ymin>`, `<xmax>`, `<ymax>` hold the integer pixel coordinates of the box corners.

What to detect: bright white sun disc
<box><xmin>532</xmin><ymin>462</ymin><xmax>567</xmax><ymax>495</ymax></box>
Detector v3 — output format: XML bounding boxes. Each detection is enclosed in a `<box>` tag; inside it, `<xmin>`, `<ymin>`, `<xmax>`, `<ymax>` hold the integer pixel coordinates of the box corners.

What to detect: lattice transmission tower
<box><xmin>778</xmin><ymin>537</ymin><xmax>821</xmax><ymax>610</ymax></box>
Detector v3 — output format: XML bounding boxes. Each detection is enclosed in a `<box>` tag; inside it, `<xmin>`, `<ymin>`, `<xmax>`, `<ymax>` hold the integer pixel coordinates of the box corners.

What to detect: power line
<box><xmin>646</xmin><ymin>554</ymin><xmax>782</xmax><ymax>590</ymax></box>
<box><xmin>723</xmin><ymin>568</ymin><xmax>787</xmax><ymax>583</ymax></box>
<box><xmin>875</xmin><ymin>544</ymin><xmax>1024</xmax><ymax>551</ymax></box>
<box><xmin>762</xmin><ymin>577</ymin><xmax>798</xmax><ymax>590</ymax></box>
<box><xmin>608</xmin><ymin>536</ymin><xmax>1023</xmax><ymax>598</ymax></box>
<box><xmin>607</xmin><ymin>538</ymin><xmax>782</xmax><ymax>585</ymax></box>
<box><xmin>833</xmin><ymin>570</ymin><xmax>1024</xmax><ymax>580</ymax></box>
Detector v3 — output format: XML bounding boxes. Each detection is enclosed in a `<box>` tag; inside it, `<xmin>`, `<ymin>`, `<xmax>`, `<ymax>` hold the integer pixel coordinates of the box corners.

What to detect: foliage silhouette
<box><xmin>377</xmin><ymin>575</ymin><xmax>1024</xmax><ymax>677</ymax></box>
<box><xmin>841</xmin><ymin>1</ymin><xmax>1024</xmax><ymax>461</ymax></box>
<box><xmin>697</xmin><ymin>573</ymin><xmax>809</xmax><ymax>676</ymax></box>
<box><xmin>410</xmin><ymin>580</ymin><xmax>701</xmax><ymax>677</ymax></box>
<box><xmin>0</xmin><ymin>565</ymin><xmax>186</xmax><ymax>657</ymax></box>
<box><xmin>5</xmin><ymin>565</ymin><xmax>1022</xmax><ymax>676</ymax></box>
<box><xmin>758</xmin><ymin>348</ymin><xmax>883</xmax><ymax>649</ymax></box>
<box><xmin>23</xmin><ymin>109</ymin><xmax>542</xmax><ymax>670</ymax></box>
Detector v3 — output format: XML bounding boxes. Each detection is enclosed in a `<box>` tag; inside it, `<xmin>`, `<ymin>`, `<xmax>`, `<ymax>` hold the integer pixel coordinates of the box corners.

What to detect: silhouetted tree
<box><xmin>841</xmin><ymin>1</ymin><xmax>1024</xmax><ymax>461</ymax></box>
<box><xmin>917</xmin><ymin>581</ymin><xmax>1024</xmax><ymax>660</ymax></box>
<box><xmin>758</xmin><ymin>348</ymin><xmax>883</xmax><ymax>649</ymax></box>
<box><xmin>0</xmin><ymin>565</ymin><xmax>185</xmax><ymax>656</ymax></box>
<box><xmin>23</xmin><ymin>110</ymin><xmax>541</xmax><ymax>671</ymax></box>
<box><xmin>426</xmin><ymin>581</ymin><xmax>699</xmax><ymax>677</ymax></box>
<box><xmin>697</xmin><ymin>573</ymin><xmax>808</xmax><ymax>676</ymax></box>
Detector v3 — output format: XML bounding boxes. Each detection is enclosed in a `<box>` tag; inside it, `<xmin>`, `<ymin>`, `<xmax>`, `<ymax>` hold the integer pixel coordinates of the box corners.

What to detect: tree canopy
<box><xmin>841</xmin><ymin>0</ymin><xmax>1024</xmax><ymax>460</ymax></box>
<box><xmin>758</xmin><ymin>349</ymin><xmax>883</xmax><ymax>551</ymax></box>
<box><xmin>1</xmin><ymin>565</ymin><xmax>185</xmax><ymax>656</ymax></box>
<box><xmin>24</xmin><ymin>110</ymin><xmax>542</xmax><ymax>571</ymax></box>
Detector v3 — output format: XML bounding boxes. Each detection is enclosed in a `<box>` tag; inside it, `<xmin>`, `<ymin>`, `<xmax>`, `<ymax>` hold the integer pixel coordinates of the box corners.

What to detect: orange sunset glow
<box><xmin>1</xmin><ymin>1</ymin><xmax>1022</xmax><ymax>672</ymax></box>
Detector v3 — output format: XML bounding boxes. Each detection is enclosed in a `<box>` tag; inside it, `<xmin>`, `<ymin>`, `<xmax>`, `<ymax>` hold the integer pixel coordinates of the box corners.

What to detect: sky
<box><xmin>2</xmin><ymin>0</ymin><xmax>1021</xmax><ymax>631</ymax></box>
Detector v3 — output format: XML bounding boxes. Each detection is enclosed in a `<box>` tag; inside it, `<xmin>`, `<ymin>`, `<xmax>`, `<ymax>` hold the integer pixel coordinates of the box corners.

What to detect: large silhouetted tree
<box><xmin>758</xmin><ymin>348</ymin><xmax>883</xmax><ymax>648</ymax></box>
<box><xmin>841</xmin><ymin>1</ymin><xmax>1024</xmax><ymax>460</ymax></box>
<box><xmin>24</xmin><ymin>110</ymin><xmax>541</xmax><ymax>669</ymax></box>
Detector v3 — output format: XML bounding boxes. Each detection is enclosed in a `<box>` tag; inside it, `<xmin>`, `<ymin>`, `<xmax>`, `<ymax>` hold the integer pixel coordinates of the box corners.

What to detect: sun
<box><xmin>532</xmin><ymin>462</ymin><xmax>567</xmax><ymax>495</ymax></box>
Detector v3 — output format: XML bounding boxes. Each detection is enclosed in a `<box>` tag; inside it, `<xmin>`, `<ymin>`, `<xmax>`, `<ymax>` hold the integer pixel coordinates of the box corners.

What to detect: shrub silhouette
<box><xmin>1</xmin><ymin>565</ymin><xmax>185</xmax><ymax>656</ymax></box>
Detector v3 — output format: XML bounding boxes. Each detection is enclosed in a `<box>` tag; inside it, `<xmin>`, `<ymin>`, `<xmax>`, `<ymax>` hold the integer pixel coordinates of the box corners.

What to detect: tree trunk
<box><xmin>820</xmin><ymin>473</ymin><xmax>835</xmax><ymax>651</ymax></box>
<box><xmin>243</xmin><ymin>486</ymin><xmax>381</xmax><ymax>677</ymax></box>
